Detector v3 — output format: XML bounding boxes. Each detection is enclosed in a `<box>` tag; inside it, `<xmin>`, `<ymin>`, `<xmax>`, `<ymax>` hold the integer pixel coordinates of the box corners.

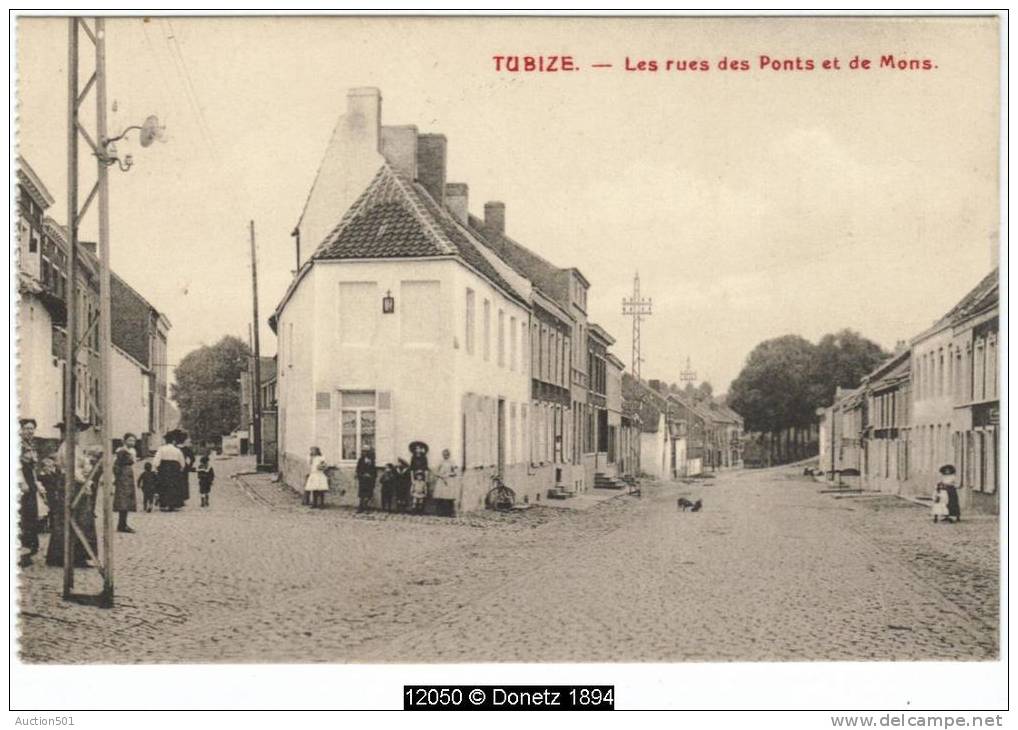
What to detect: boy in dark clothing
<box><xmin>139</xmin><ymin>461</ymin><xmax>157</xmax><ymax>512</ymax></box>
<box><xmin>379</xmin><ymin>463</ymin><xmax>397</xmax><ymax>512</ymax></box>
<box><xmin>196</xmin><ymin>455</ymin><xmax>215</xmax><ymax>507</ymax></box>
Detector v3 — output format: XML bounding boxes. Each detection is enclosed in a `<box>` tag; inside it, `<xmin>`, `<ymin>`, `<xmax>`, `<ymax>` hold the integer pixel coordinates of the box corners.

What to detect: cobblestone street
<box><xmin>18</xmin><ymin>458</ymin><xmax>998</xmax><ymax>663</ymax></box>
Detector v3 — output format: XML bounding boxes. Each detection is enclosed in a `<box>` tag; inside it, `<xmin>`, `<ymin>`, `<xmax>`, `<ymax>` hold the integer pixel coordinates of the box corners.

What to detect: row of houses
<box><xmin>817</xmin><ymin>268</ymin><xmax>1000</xmax><ymax>514</ymax></box>
<box><xmin>623</xmin><ymin>376</ymin><xmax>744</xmax><ymax>480</ymax></box>
<box><xmin>16</xmin><ymin>157</ymin><xmax>175</xmax><ymax>454</ymax></box>
<box><xmin>270</xmin><ymin>87</ymin><xmax>728</xmax><ymax>512</ymax></box>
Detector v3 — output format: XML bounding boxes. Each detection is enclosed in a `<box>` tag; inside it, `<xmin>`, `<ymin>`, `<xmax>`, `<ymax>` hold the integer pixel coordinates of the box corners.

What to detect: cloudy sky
<box><xmin>16</xmin><ymin>15</ymin><xmax>1000</xmax><ymax>392</ymax></box>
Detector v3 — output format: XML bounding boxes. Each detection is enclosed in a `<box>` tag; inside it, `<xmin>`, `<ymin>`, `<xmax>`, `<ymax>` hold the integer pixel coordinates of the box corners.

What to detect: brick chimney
<box><xmin>416</xmin><ymin>134</ymin><xmax>447</xmax><ymax>204</ymax></box>
<box><xmin>345</xmin><ymin>87</ymin><xmax>382</xmax><ymax>152</ymax></box>
<box><xmin>381</xmin><ymin>125</ymin><xmax>418</xmax><ymax>178</ymax></box>
<box><xmin>445</xmin><ymin>183</ymin><xmax>468</xmax><ymax>224</ymax></box>
<box><xmin>484</xmin><ymin>201</ymin><xmax>505</xmax><ymax>236</ymax></box>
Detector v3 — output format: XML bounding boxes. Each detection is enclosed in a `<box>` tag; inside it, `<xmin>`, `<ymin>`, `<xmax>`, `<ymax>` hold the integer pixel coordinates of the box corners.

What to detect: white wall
<box><xmin>298</xmin><ymin>89</ymin><xmax>387</xmax><ymax>255</ymax></box>
<box><xmin>17</xmin><ymin>294</ymin><xmax>62</xmax><ymax>439</ymax></box>
<box><xmin>639</xmin><ymin>417</ymin><xmax>668</xmax><ymax>479</ymax></box>
<box><xmin>110</xmin><ymin>347</ymin><xmax>149</xmax><ymax>440</ymax></box>
<box><xmin>910</xmin><ymin>327</ymin><xmax>955</xmax><ymax>485</ymax></box>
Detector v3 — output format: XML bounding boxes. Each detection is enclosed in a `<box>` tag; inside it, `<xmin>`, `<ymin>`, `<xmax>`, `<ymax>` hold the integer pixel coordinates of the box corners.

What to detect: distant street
<box><xmin>19</xmin><ymin>458</ymin><xmax>998</xmax><ymax>663</ymax></box>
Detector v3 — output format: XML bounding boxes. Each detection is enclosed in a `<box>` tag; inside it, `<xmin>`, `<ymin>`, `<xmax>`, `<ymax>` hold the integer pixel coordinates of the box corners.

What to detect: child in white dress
<box><xmin>305</xmin><ymin>446</ymin><xmax>330</xmax><ymax>509</ymax></box>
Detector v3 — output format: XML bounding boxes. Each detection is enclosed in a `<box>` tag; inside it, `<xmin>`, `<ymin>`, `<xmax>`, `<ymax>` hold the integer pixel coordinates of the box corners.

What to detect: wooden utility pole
<box><xmin>62</xmin><ymin>17</ymin><xmax>79</xmax><ymax>599</ymax></box>
<box><xmin>249</xmin><ymin>221</ymin><xmax>263</xmax><ymax>463</ymax></box>
<box><xmin>95</xmin><ymin>17</ymin><xmax>115</xmax><ymax>604</ymax></box>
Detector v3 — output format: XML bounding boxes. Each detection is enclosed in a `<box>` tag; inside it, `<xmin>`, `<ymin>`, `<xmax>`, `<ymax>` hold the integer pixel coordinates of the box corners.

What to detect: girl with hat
<box><xmin>409</xmin><ymin>441</ymin><xmax>430</xmax><ymax>514</ymax></box>
<box><xmin>936</xmin><ymin>464</ymin><xmax>961</xmax><ymax>523</ymax></box>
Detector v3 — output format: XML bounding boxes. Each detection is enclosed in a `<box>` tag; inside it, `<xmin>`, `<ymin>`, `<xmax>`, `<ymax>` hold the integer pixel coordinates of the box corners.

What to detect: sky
<box><xmin>15</xmin><ymin>15</ymin><xmax>1001</xmax><ymax>393</ymax></box>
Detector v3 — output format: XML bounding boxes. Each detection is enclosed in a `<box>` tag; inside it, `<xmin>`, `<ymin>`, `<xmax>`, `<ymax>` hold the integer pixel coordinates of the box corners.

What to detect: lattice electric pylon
<box><xmin>680</xmin><ymin>357</ymin><xmax>698</xmax><ymax>385</ymax></box>
<box><xmin>621</xmin><ymin>272</ymin><xmax>652</xmax><ymax>380</ymax></box>
<box><xmin>60</xmin><ymin>18</ymin><xmax>162</xmax><ymax>606</ymax></box>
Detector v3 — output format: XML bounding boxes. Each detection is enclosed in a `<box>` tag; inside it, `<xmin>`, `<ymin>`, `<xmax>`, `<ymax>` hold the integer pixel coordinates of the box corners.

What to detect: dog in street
<box><xmin>677</xmin><ymin>497</ymin><xmax>703</xmax><ymax>512</ymax></box>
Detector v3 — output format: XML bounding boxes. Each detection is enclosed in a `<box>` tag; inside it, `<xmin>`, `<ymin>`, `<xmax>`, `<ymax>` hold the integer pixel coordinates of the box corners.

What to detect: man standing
<box><xmin>18</xmin><ymin>417</ymin><xmax>40</xmax><ymax>567</ymax></box>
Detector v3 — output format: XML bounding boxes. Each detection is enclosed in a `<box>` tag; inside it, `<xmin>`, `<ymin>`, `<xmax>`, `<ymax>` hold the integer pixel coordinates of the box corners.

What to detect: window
<box><xmin>497</xmin><ymin>309</ymin><xmax>505</xmax><ymax>367</ymax></box>
<box><xmin>509</xmin><ymin>316</ymin><xmax>517</xmax><ymax>371</ymax></box>
<box><xmin>401</xmin><ymin>280</ymin><xmax>441</xmax><ymax>345</ymax></box>
<box><xmin>483</xmin><ymin>300</ymin><xmax>491</xmax><ymax>361</ymax></box>
<box><xmin>339</xmin><ymin>281</ymin><xmax>378</xmax><ymax>345</ymax></box>
<box><xmin>340</xmin><ymin>390</ymin><xmax>376</xmax><ymax>460</ymax></box>
<box><xmin>465</xmin><ymin>289</ymin><xmax>476</xmax><ymax>354</ymax></box>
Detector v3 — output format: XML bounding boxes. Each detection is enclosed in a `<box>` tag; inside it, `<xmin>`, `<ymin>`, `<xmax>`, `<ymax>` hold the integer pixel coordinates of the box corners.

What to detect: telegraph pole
<box><xmin>62</xmin><ymin>18</ymin><xmax>79</xmax><ymax>599</ymax></box>
<box><xmin>621</xmin><ymin>272</ymin><xmax>652</xmax><ymax>380</ymax></box>
<box><xmin>95</xmin><ymin>17</ymin><xmax>115</xmax><ymax>604</ymax></box>
<box><xmin>250</xmin><ymin>221</ymin><xmax>263</xmax><ymax>464</ymax></box>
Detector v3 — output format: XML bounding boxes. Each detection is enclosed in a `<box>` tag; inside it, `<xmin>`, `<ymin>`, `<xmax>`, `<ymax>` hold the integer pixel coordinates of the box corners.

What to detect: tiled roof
<box><xmin>467</xmin><ymin>215</ymin><xmax>568</xmax><ymax>308</ymax></box>
<box><xmin>311</xmin><ymin>164</ymin><xmax>526</xmax><ymax>307</ymax></box>
<box><xmin>940</xmin><ymin>268</ymin><xmax>999</xmax><ymax>326</ymax></box>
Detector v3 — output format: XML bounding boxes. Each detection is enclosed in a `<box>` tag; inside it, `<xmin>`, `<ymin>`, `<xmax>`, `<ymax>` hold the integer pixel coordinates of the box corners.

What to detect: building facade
<box><xmin>17</xmin><ymin>157</ymin><xmax>171</xmax><ymax>454</ymax></box>
<box><xmin>947</xmin><ymin>271</ymin><xmax>999</xmax><ymax>513</ymax></box>
<box><xmin>821</xmin><ymin>267</ymin><xmax>998</xmax><ymax>514</ymax></box>
<box><xmin>275</xmin><ymin>88</ymin><xmax>548</xmax><ymax>512</ymax></box>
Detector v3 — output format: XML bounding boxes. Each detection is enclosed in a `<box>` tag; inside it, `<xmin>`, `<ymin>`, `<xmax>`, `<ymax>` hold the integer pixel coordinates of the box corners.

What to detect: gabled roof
<box><xmin>588</xmin><ymin>322</ymin><xmax>616</xmax><ymax>347</ymax></box>
<box><xmin>17</xmin><ymin>157</ymin><xmax>55</xmax><ymax>209</ymax></box>
<box><xmin>622</xmin><ymin>373</ymin><xmax>669</xmax><ymax>433</ymax></box>
<box><xmin>941</xmin><ymin>268</ymin><xmax>998</xmax><ymax>326</ymax></box>
<box><xmin>309</xmin><ymin>163</ymin><xmax>527</xmax><ymax>308</ymax></box>
<box><xmin>914</xmin><ymin>268</ymin><xmax>999</xmax><ymax>342</ymax></box>
<box><xmin>861</xmin><ymin>347</ymin><xmax>911</xmax><ymax>388</ymax></box>
<box><xmin>467</xmin><ymin>214</ymin><xmax>569</xmax><ymax>310</ymax></box>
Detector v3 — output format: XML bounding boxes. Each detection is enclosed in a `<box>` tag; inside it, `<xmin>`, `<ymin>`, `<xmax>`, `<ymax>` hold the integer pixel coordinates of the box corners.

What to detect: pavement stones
<box><xmin>17</xmin><ymin>458</ymin><xmax>998</xmax><ymax>663</ymax></box>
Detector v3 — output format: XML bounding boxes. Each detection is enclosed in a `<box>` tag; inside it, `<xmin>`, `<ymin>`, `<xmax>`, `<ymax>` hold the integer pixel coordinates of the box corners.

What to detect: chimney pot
<box><xmin>484</xmin><ymin>201</ymin><xmax>506</xmax><ymax>235</ymax></box>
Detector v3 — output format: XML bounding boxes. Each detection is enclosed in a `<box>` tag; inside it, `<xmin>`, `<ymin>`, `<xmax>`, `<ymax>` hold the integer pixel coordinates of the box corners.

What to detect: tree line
<box><xmin>727</xmin><ymin>329</ymin><xmax>888</xmax><ymax>465</ymax></box>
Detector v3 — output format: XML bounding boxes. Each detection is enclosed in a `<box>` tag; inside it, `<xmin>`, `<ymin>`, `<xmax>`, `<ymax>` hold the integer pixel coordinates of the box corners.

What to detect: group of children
<box><xmin>304</xmin><ymin>442</ymin><xmax>457</xmax><ymax>514</ymax></box>
<box><xmin>135</xmin><ymin>454</ymin><xmax>217</xmax><ymax>511</ymax></box>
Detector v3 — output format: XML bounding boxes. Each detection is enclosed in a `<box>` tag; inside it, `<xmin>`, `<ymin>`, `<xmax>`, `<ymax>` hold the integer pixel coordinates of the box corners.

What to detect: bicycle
<box><xmin>484</xmin><ymin>474</ymin><xmax>516</xmax><ymax>511</ymax></box>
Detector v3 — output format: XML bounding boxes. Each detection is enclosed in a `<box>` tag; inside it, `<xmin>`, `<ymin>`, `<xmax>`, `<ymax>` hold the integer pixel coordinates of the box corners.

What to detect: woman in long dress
<box><xmin>113</xmin><ymin>433</ymin><xmax>139</xmax><ymax>532</ymax></box>
<box><xmin>939</xmin><ymin>464</ymin><xmax>961</xmax><ymax>523</ymax></box>
<box><xmin>153</xmin><ymin>433</ymin><xmax>186</xmax><ymax>511</ymax></box>
<box><xmin>305</xmin><ymin>446</ymin><xmax>330</xmax><ymax>509</ymax></box>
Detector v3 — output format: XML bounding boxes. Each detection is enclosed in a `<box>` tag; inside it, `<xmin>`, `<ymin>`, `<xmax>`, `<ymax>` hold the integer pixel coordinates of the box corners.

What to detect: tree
<box><xmin>171</xmin><ymin>335</ymin><xmax>252</xmax><ymax>444</ymax></box>
<box><xmin>810</xmin><ymin>329</ymin><xmax>888</xmax><ymax>407</ymax></box>
<box><xmin>728</xmin><ymin>329</ymin><xmax>889</xmax><ymax>465</ymax></box>
<box><xmin>728</xmin><ymin>335</ymin><xmax>817</xmax><ymax>436</ymax></box>
<box><xmin>696</xmin><ymin>381</ymin><xmax>714</xmax><ymax>401</ymax></box>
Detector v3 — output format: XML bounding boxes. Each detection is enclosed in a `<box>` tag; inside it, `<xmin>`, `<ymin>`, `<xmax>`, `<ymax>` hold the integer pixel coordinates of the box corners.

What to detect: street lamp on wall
<box><xmin>382</xmin><ymin>289</ymin><xmax>395</xmax><ymax>314</ymax></box>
